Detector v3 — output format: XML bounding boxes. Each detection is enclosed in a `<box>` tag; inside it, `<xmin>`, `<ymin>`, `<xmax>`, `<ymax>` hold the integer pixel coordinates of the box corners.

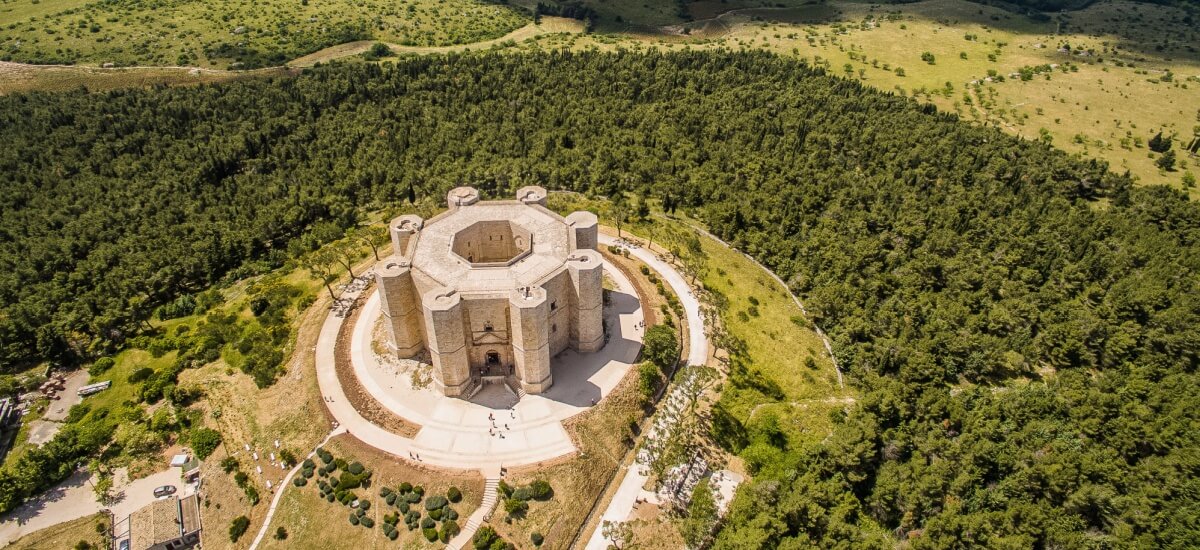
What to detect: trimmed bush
<box><xmin>430</xmin><ymin>508</ymin><xmax>443</xmax><ymax>521</ymax></box>
<box><xmin>387</xmin><ymin>529</ymin><xmax>399</xmax><ymax>540</ymax></box>
<box><xmin>303</xmin><ymin>458</ymin><xmax>315</xmax><ymax>469</ymax></box>
<box><xmin>425</xmin><ymin>495</ymin><xmax>448</xmax><ymax>511</ymax></box>
<box><xmin>379</xmin><ymin>487</ymin><xmax>393</xmax><ymax>497</ymax></box>
<box><xmin>423</xmin><ymin>527</ymin><xmax>439</xmax><ymax>541</ymax></box>
<box><xmin>302</xmin><ymin>468</ymin><xmax>313</xmax><ymax>479</ymax></box>
<box><xmin>385</xmin><ymin>493</ymin><xmax>396</xmax><ymax>505</ymax></box>
<box><xmin>325</xmin><ymin>493</ymin><xmax>335</xmax><ymax>502</ymax></box>
<box><xmin>531</xmin><ymin>532</ymin><xmax>544</xmax><ymax>546</ymax></box>
<box><xmin>421</xmin><ymin>517</ymin><xmax>435</xmax><ymax>529</ymax></box>
<box><xmin>442</xmin><ymin>519</ymin><xmax>461</xmax><ymax>536</ymax></box>
<box><xmin>498</xmin><ymin>480</ymin><xmax>513</xmax><ymax>498</ymax></box>
<box><xmin>316</xmin><ymin>448</ymin><xmax>333</xmax><ymax>464</ymax></box>
<box><xmin>398</xmin><ymin>482</ymin><xmax>413</xmax><ymax>493</ymax></box>
<box><xmin>348</xmin><ymin>513</ymin><xmax>359</xmax><ymax>526</ymax></box>
<box><xmin>398</xmin><ymin>501</ymin><xmax>409</xmax><ymax>514</ymax></box>
<box><xmin>446</xmin><ymin>508</ymin><xmax>458</xmax><ymax>521</ymax></box>
<box><xmin>512</xmin><ymin>487</ymin><xmax>532</xmax><ymax>501</ymax></box>
<box><xmin>448</xmin><ymin>486</ymin><xmax>462</xmax><ymax>503</ymax></box>
<box><xmin>347</xmin><ymin>461</ymin><xmax>364</xmax><ymax>475</ymax></box>
<box><xmin>413</xmin><ymin>485</ymin><xmax>425</xmax><ymax>496</ymax></box>
<box><xmin>293</xmin><ymin>477</ymin><xmax>306</xmax><ymax>487</ymax></box>
<box><xmin>360</xmin><ymin>517</ymin><xmax>375</xmax><ymax>528</ymax></box>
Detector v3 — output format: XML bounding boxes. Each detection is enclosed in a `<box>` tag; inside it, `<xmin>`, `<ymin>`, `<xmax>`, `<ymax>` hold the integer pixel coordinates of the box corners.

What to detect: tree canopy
<box><xmin>0</xmin><ymin>51</ymin><xmax>1197</xmax><ymax>545</ymax></box>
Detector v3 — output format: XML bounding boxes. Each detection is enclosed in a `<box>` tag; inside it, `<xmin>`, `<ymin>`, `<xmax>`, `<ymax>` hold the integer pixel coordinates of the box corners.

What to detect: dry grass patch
<box><xmin>6</xmin><ymin>513</ymin><xmax>107</xmax><ymax>550</ymax></box>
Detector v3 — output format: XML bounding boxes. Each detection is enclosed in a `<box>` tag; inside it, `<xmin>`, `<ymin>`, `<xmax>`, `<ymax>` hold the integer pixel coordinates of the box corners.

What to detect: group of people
<box><xmin>487</xmin><ymin>410</ymin><xmax>516</xmax><ymax>437</ymax></box>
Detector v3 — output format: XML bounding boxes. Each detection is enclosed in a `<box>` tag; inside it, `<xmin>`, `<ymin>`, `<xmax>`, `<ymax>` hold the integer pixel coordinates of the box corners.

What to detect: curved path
<box><xmin>583</xmin><ymin>233</ymin><xmax>709</xmax><ymax>550</ymax></box>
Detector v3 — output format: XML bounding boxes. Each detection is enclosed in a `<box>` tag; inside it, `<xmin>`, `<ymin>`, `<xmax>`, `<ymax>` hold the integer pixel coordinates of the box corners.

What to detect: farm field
<box><xmin>0</xmin><ymin>0</ymin><xmax>528</xmax><ymax>67</ymax></box>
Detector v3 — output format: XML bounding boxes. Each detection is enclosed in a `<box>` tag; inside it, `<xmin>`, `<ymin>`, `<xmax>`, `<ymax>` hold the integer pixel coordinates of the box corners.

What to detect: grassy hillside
<box><xmin>0</xmin><ymin>0</ymin><xmax>528</xmax><ymax>67</ymax></box>
<box><xmin>527</xmin><ymin>0</ymin><xmax>1199</xmax><ymax>194</ymax></box>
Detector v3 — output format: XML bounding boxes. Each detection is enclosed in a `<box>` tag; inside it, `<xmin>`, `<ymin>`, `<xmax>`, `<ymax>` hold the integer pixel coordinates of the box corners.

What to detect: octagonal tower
<box><xmin>374</xmin><ymin>186</ymin><xmax>603</xmax><ymax>397</ymax></box>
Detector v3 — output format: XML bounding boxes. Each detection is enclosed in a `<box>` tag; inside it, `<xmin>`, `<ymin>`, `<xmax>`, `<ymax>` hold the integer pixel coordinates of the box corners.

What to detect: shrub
<box><xmin>189</xmin><ymin>427</ymin><xmax>222</xmax><ymax>459</ymax></box>
<box><xmin>316</xmin><ymin>448</ymin><xmax>333</xmax><ymax>464</ymax></box>
<box><xmin>347</xmin><ymin>461</ymin><xmax>364</xmax><ymax>475</ymax></box>
<box><xmin>425</xmin><ymin>495</ymin><xmax>448</xmax><ymax>511</ymax></box>
<box><xmin>424</xmin><ymin>527</ymin><xmax>439</xmax><ymax>541</ymax></box>
<box><xmin>387</xmin><ymin>529</ymin><xmax>399</xmax><ymax>540</ymax></box>
<box><xmin>89</xmin><ymin>357</ymin><xmax>115</xmax><ymax>376</ymax></box>
<box><xmin>529</xmin><ymin>480</ymin><xmax>553</xmax><ymax>500</ymax></box>
<box><xmin>512</xmin><ymin>487</ymin><xmax>532</xmax><ymax>501</ymax></box>
<box><xmin>279</xmin><ymin>448</ymin><xmax>296</xmax><ymax>465</ymax></box>
<box><xmin>398</xmin><ymin>501</ymin><xmax>409</xmax><ymax>513</ymax></box>
<box><xmin>380</xmin><ymin>487</ymin><xmax>393</xmax><ymax>497</ymax></box>
<box><xmin>360</xmin><ymin>517</ymin><xmax>375</xmax><ymax>528</ymax></box>
<box><xmin>359</xmin><ymin>500</ymin><xmax>370</xmax><ymax>511</ymax></box>
<box><xmin>430</xmin><ymin>508</ymin><xmax>443</xmax><ymax>521</ymax></box>
<box><xmin>385</xmin><ymin>493</ymin><xmax>396</xmax><ymax>505</ymax></box>
<box><xmin>398</xmin><ymin>482</ymin><xmax>412</xmax><ymax>493</ymax></box>
<box><xmin>274</xmin><ymin>526</ymin><xmax>288</xmax><ymax>540</ymax></box>
<box><xmin>413</xmin><ymin>485</ymin><xmax>425</xmax><ymax>496</ymax></box>
<box><xmin>474</xmin><ymin>526</ymin><xmax>501</xmax><ymax>549</ymax></box>
<box><xmin>303</xmin><ymin>458</ymin><xmax>315</xmax><ymax>469</ymax></box>
<box><xmin>229</xmin><ymin>516</ymin><xmax>250</xmax><ymax>542</ymax></box>
<box><xmin>504</xmin><ymin>498</ymin><xmax>528</xmax><ymax>518</ymax></box>
<box><xmin>127</xmin><ymin>367</ymin><xmax>154</xmax><ymax>383</ymax></box>
<box><xmin>448</xmin><ymin>486</ymin><xmax>462</xmax><ymax>502</ymax></box>
<box><xmin>446</xmin><ymin>508</ymin><xmax>458</xmax><ymax>520</ymax></box>
<box><xmin>498</xmin><ymin>480</ymin><xmax>513</xmax><ymax>498</ymax></box>
<box><xmin>349</xmin><ymin>513</ymin><xmax>359</xmax><ymax>525</ymax></box>
<box><xmin>531</xmin><ymin>532</ymin><xmax>544</xmax><ymax>546</ymax></box>
<box><xmin>293</xmin><ymin>477</ymin><xmax>306</xmax><ymax>487</ymax></box>
<box><xmin>421</xmin><ymin>517</ymin><xmax>435</xmax><ymax>529</ymax></box>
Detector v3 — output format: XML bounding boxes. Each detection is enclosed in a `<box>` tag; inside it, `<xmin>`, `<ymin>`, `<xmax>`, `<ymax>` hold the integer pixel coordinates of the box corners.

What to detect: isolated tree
<box><xmin>1156</xmin><ymin>150</ymin><xmax>1177</xmax><ymax>171</ymax></box>
<box><xmin>303</xmin><ymin>249</ymin><xmax>340</xmax><ymax>300</ymax></box>
<box><xmin>643</xmin><ymin>325</ymin><xmax>679</xmax><ymax>370</ymax></box>
<box><xmin>1148</xmin><ymin>131</ymin><xmax>1173</xmax><ymax>153</ymax></box>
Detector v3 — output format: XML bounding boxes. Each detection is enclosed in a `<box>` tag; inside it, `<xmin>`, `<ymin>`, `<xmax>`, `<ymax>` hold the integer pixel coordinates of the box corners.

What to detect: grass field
<box><xmin>6</xmin><ymin>512</ymin><xmax>107</xmax><ymax>550</ymax></box>
<box><xmin>0</xmin><ymin>0</ymin><xmax>528</xmax><ymax>67</ymax></box>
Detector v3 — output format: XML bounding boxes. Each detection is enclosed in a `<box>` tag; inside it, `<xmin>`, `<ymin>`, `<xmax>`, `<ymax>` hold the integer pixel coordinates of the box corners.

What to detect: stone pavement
<box><xmin>315</xmin><ymin>258</ymin><xmax>644</xmax><ymax>470</ymax></box>
<box><xmin>583</xmin><ymin>233</ymin><xmax>710</xmax><ymax>550</ymax></box>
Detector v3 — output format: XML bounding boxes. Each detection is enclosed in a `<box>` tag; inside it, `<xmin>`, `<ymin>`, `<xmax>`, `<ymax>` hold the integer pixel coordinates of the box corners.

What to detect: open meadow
<box><xmin>522</xmin><ymin>0</ymin><xmax>1199</xmax><ymax>195</ymax></box>
<box><xmin>0</xmin><ymin>0</ymin><xmax>527</xmax><ymax>67</ymax></box>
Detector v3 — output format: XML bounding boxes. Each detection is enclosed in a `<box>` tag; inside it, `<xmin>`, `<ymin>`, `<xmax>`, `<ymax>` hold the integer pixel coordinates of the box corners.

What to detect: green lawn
<box><xmin>0</xmin><ymin>0</ymin><xmax>528</xmax><ymax>67</ymax></box>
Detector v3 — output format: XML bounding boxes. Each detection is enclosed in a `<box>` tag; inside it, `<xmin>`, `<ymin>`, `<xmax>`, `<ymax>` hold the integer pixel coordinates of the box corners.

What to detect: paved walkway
<box><xmin>315</xmin><ymin>259</ymin><xmax>644</xmax><ymax>470</ymax></box>
<box><xmin>583</xmin><ymin>233</ymin><xmax>709</xmax><ymax>550</ymax></box>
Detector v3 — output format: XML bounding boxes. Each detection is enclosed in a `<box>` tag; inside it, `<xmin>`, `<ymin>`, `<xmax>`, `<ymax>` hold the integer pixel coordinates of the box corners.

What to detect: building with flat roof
<box><xmin>375</xmin><ymin>186</ymin><xmax>603</xmax><ymax>396</ymax></box>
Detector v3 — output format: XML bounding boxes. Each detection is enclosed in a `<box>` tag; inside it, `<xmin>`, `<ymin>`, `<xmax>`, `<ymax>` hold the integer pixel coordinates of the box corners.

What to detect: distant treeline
<box><xmin>0</xmin><ymin>51</ymin><xmax>1197</xmax><ymax>546</ymax></box>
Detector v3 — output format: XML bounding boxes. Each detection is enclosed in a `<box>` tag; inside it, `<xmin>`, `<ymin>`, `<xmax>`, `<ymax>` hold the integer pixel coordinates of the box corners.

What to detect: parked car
<box><xmin>153</xmin><ymin>485</ymin><xmax>176</xmax><ymax>498</ymax></box>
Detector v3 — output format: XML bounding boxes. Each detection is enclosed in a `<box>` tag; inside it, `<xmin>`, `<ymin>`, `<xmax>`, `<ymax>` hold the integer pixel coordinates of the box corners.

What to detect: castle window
<box><xmin>484</xmin><ymin>321</ymin><xmax>493</xmax><ymax>332</ymax></box>
<box><xmin>552</xmin><ymin>324</ymin><xmax>557</xmax><ymax>333</ymax></box>
<box><xmin>550</xmin><ymin>300</ymin><xmax>557</xmax><ymax>311</ymax></box>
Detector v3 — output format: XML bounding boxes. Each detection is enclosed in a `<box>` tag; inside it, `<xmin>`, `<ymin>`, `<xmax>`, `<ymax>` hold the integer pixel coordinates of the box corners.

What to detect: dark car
<box><xmin>153</xmin><ymin>485</ymin><xmax>176</xmax><ymax>498</ymax></box>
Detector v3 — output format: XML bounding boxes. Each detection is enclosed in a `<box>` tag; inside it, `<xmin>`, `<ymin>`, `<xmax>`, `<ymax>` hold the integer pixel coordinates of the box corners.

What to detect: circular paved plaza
<box><xmin>315</xmin><ymin>258</ymin><xmax>644</xmax><ymax>470</ymax></box>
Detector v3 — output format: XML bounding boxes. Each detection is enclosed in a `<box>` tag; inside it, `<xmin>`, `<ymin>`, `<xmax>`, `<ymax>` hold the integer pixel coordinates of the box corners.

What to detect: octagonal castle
<box><xmin>375</xmin><ymin>186</ymin><xmax>603</xmax><ymax>397</ymax></box>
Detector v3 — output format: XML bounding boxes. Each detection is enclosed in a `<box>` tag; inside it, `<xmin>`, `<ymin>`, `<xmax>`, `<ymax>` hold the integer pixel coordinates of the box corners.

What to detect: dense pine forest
<box><xmin>0</xmin><ymin>51</ymin><xmax>1196</xmax><ymax>546</ymax></box>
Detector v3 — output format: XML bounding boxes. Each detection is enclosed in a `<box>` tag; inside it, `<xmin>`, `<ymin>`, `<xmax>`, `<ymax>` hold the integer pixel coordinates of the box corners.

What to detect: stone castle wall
<box><xmin>373</xmin><ymin>186</ymin><xmax>603</xmax><ymax>397</ymax></box>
